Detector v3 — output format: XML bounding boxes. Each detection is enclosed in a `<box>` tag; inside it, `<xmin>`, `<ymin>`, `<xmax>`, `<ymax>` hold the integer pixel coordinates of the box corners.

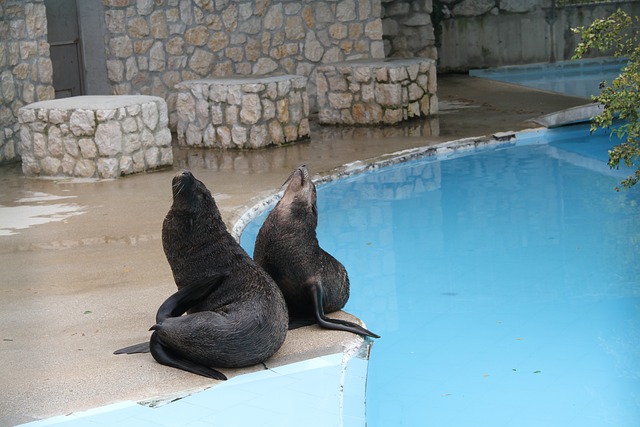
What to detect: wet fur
<box><xmin>254</xmin><ymin>166</ymin><xmax>379</xmax><ymax>338</ymax></box>
<box><xmin>115</xmin><ymin>171</ymin><xmax>288</xmax><ymax>378</ymax></box>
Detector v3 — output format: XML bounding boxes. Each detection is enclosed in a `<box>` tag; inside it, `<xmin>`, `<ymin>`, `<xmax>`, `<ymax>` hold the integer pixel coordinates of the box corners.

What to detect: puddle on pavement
<box><xmin>0</xmin><ymin>191</ymin><xmax>86</xmax><ymax>236</ymax></box>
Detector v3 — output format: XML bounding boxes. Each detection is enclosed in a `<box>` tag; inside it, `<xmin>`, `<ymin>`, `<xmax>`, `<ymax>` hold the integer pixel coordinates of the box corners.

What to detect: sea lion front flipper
<box><xmin>156</xmin><ymin>273</ymin><xmax>227</xmax><ymax>323</ymax></box>
<box><xmin>149</xmin><ymin>332</ymin><xmax>227</xmax><ymax>380</ymax></box>
<box><xmin>113</xmin><ymin>341</ymin><xmax>150</xmax><ymax>354</ymax></box>
<box><xmin>309</xmin><ymin>281</ymin><xmax>380</xmax><ymax>339</ymax></box>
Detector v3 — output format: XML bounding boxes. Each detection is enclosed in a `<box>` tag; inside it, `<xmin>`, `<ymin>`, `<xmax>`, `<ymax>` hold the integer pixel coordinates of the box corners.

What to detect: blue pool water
<box><xmin>470</xmin><ymin>58</ymin><xmax>627</xmax><ymax>98</ymax></box>
<box><xmin>241</xmin><ymin>124</ymin><xmax>640</xmax><ymax>426</ymax></box>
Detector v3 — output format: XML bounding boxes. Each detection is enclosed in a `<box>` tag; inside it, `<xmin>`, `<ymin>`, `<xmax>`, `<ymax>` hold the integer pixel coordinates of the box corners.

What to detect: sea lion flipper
<box><xmin>156</xmin><ymin>273</ymin><xmax>227</xmax><ymax>323</ymax></box>
<box><xmin>309</xmin><ymin>281</ymin><xmax>380</xmax><ymax>339</ymax></box>
<box><xmin>317</xmin><ymin>316</ymin><xmax>381</xmax><ymax>339</ymax></box>
<box><xmin>113</xmin><ymin>341</ymin><xmax>151</xmax><ymax>354</ymax></box>
<box><xmin>149</xmin><ymin>332</ymin><xmax>227</xmax><ymax>380</ymax></box>
<box><xmin>288</xmin><ymin>317</ymin><xmax>317</xmax><ymax>330</ymax></box>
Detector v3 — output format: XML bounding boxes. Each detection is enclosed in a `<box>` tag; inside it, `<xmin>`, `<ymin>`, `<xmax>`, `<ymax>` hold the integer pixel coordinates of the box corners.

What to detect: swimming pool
<box><xmin>470</xmin><ymin>58</ymin><xmax>627</xmax><ymax>99</ymax></box>
<box><xmin>241</xmin><ymin>124</ymin><xmax>640</xmax><ymax>426</ymax></box>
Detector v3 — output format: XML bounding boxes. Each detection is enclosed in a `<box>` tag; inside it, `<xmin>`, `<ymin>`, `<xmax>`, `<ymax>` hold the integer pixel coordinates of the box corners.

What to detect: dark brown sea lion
<box><xmin>253</xmin><ymin>165</ymin><xmax>379</xmax><ymax>338</ymax></box>
<box><xmin>115</xmin><ymin>170</ymin><xmax>289</xmax><ymax>379</ymax></box>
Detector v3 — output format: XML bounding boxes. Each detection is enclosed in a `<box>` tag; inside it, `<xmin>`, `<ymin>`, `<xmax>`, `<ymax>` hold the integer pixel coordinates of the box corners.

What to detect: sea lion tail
<box><xmin>309</xmin><ymin>281</ymin><xmax>380</xmax><ymax>339</ymax></box>
<box><xmin>155</xmin><ymin>272</ymin><xmax>227</xmax><ymax>323</ymax></box>
<box><xmin>113</xmin><ymin>341</ymin><xmax>151</xmax><ymax>354</ymax></box>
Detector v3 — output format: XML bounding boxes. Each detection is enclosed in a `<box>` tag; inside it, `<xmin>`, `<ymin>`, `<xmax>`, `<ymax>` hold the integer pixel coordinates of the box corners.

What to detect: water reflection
<box><xmin>314</xmin><ymin>117</ymin><xmax>440</xmax><ymax>142</ymax></box>
<box><xmin>320</xmin><ymin>142</ymin><xmax>639</xmax><ymax>308</ymax></box>
<box><xmin>171</xmin><ymin>116</ymin><xmax>440</xmax><ymax>172</ymax></box>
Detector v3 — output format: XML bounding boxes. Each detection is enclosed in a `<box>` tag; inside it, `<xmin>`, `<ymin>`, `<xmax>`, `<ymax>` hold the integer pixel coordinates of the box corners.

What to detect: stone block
<box><xmin>18</xmin><ymin>95</ymin><xmax>172</xmax><ymax>179</ymax></box>
<box><xmin>316</xmin><ymin>58</ymin><xmax>438</xmax><ymax>125</ymax></box>
<box><xmin>175</xmin><ymin>75</ymin><xmax>309</xmax><ymax>149</ymax></box>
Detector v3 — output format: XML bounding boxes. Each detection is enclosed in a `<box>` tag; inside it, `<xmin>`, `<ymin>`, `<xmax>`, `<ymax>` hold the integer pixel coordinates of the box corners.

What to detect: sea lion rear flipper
<box><xmin>288</xmin><ymin>318</ymin><xmax>316</xmax><ymax>330</ymax></box>
<box><xmin>309</xmin><ymin>282</ymin><xmax>380</xmax><ymax>339</ymax></box>
<box><xmin>114</xmin><ymin>274</ymin><xmax>227</xmax><ymax>355</ymax></box>
<box><xmin>149</xmin><ymin>332</ymin><xmax>227</xmax><ymax>380</ymax></box>
<box><xmin>156</xmin><ymin>273</ymin><xmax>227</xmax><ymax>323</ymax></box>
<box><xmin>113</xmin><ymin>341</ymin><xmax>150</xmax><ymax>354</ymax></box>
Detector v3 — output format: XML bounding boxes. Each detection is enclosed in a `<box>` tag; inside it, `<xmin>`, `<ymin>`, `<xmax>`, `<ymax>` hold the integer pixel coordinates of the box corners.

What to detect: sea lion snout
<box><xmin>293</xmin><ymin>165</ymin><xmax>308</xmax><ymax>183</ymax></box>
<box><xmin>172</xmin><ymin>170</ymin><xmax>194</xmax><ymax>186</ymax></box>
<box><xmin>171</xmin><ymin>170</ymin><xmax>211</xmax><ymax>211</ymax></box>
<box><xmin>287</xmin><ymin>165</ymin><xmax>313</xmax><ymax>196</ymax></box>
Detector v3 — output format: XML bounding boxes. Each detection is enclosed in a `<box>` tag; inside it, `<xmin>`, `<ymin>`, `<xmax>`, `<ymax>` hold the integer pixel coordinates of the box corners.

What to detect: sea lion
<box><xmin>253</xmin><ymin>165</ymin><xmax>379</xmax><ymax>339</ymax></box>
<box><xmin>115</xmin><ymin>170</ymin><xmax>289</xmax><ymax>379</ymax></box>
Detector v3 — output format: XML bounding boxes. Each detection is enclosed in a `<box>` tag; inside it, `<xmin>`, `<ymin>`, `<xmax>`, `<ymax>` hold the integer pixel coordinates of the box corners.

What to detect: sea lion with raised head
<box><xmin>115</xmin><ymin>170</ymin><xmax>289</xmax><ymax>379</ymax></box>
<box><xmin>253</xmin><ymin>165</ymin><xmax>379</xmax><ymax>339</ymax></box>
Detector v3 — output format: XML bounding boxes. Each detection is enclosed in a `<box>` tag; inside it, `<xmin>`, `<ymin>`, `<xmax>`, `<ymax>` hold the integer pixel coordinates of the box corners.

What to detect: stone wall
<box><xmin>0</xmin><ymin>0</ymin><xmax>55</xmax><ymax>165</ymax></box>
<box><xmin>381</xmin><ymin>0</ymin><xmax>437</xmax><ymax>59</ymax></box>
<box><xmin>102</xmin><ymin>0</ymin><xmax>386</xmax><ymax>128</ymax></box>
<box><xmin>437</xmin><ymin>0</ymin><xmax>640</xmax><ymax>71</ymax></box>
<box><xmin>1</xmin><ymin>0</ymin><xmax>440</xmax><ymax>165</ymax></box>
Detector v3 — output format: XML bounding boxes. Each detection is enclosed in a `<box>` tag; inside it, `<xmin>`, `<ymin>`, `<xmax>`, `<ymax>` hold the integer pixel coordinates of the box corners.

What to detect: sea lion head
<box><xmin>163</xmin><ymin>170</ymin><xmax>225</xmax><ymax>288</ymax></box>
<box><xmin>164</xmin><ymin>170</ymin><xmax>223</xmax><ymax>246</ymax></box>
<box><xmin>170</xmin><ymin>170</ymin><xmax>220</xmax><ymax>217</ymax></box>
<box><xmin>280</xmin><ymin>165</ymin><xmax>317</xmax><ymax>219</ymax></box>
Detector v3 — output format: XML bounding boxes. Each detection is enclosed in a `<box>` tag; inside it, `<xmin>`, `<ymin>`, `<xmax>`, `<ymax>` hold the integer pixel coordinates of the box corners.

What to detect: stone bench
<box><xmin>316</xmin><ymin>58</ymin><xmax>438</xmax><ymax>125</ymax></box>
<box><xmin>18</xmin><ymin>95</ymin><xmax>173</xmax><ymax>179</ymax></box>
<box><xmin>175</xmin><ymin>75</ymin><xmax>310</xmax><ymax>149</ymax></box>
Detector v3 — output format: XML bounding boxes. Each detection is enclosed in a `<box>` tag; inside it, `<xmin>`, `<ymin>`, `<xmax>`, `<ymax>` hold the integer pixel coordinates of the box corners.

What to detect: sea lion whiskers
<box><xmin>172</xmin><ymin>176</ymin><xmax>186</xmax><ymax>198</ymax></box>
<box><xmin>172</xmin><ymin>181</ymin><xmax>183</xmax><ymax>197</ymax></box>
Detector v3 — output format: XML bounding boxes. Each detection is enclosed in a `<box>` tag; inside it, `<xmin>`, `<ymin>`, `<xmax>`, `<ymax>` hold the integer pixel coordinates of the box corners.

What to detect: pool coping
<box><xmin>18</xmin><ymin>345</ymin><xmax>372</xmax><ymax>427</ymax></box>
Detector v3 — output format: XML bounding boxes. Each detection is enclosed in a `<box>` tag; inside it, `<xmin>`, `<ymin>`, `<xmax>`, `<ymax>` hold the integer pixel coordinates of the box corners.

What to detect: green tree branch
<box><xmin>572</xmin><ymin>9</ymin><xmax>640</xmax><ymax>191</ymax></box>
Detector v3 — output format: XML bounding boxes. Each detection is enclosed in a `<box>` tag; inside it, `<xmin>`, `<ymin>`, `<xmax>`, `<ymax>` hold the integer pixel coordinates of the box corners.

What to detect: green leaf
<box><xmin>572</xmin><ymin>9</ymin><xmax>640</xmax><ymax>190</ymax></box>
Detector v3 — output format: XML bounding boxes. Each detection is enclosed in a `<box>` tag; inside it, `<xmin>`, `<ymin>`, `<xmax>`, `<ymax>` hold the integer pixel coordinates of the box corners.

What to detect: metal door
<box><xmin>45</xmin><ymin>0</ymin><xmax>84</xmax><ymax>98</ymax></box>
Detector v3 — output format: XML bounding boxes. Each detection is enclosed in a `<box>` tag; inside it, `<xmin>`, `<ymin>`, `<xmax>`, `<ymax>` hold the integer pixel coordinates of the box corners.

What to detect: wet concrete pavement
<box><xmin>0</xmin><ymin>75</ymin><xmax>588</xmax><ymax>426</ymax></box>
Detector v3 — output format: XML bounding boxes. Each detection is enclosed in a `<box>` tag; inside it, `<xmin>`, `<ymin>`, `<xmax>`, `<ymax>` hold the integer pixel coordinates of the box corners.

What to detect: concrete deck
<box><xmin>0</xmin><ymin>75</ymin><xmax>588</xmax><ymax>426</ymax></box>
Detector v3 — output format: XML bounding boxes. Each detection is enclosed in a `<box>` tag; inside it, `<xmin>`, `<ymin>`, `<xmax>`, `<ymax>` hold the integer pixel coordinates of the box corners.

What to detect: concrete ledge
<box><xmin>316</xmin><ymin>58</ymin><xmax>438</xmax><ymax>125</ymax></box>
<box><xmin>16</xmin><ymin>343</ymin><xmax>371</xmax><ymax>427</ymax></box>
<box><xmin>530</xmin><ymin>103</ymin><xmax>603</xmax><ymax>128</ymax></box>
<box><xmin>18</xmin><ymin>95</ymin><xmax>173</xmax><ymax>179</ymax></box>
<box><xmin>175</xmin><ymin>75</ymin><xmax>310</xmax><ymax>149</ymax></box>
